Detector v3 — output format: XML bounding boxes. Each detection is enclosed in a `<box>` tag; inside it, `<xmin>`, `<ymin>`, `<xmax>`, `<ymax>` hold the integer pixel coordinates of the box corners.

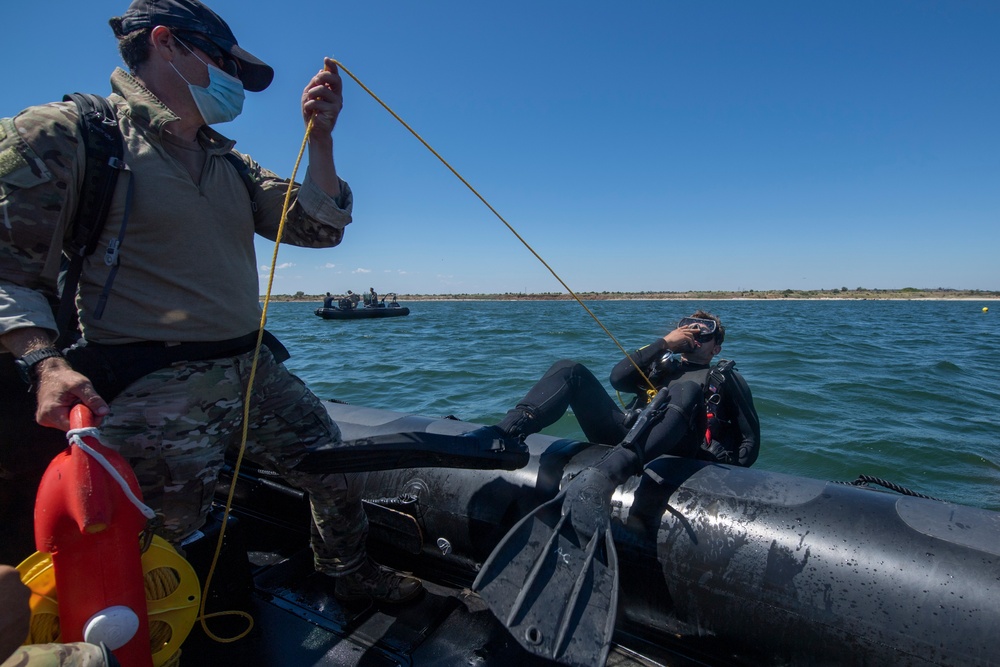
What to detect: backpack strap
<box><xmin>705</xmin><ymin>359</ymin><xmax>735</xmax><ymax>407</ymax></box>
<box><xmin>702</xmin><ymin>358</ymin><xmax>737</xmax><ymax>460</ymax></box>
<box><xmin>223</xmin><ymin>151</ymin><xmax>260</xmax><ymax>213</ymax></box>
<box><xmin>56</xmin><ymin>93</ymin><xmax>126</xmax><ymax>346</ymax></box>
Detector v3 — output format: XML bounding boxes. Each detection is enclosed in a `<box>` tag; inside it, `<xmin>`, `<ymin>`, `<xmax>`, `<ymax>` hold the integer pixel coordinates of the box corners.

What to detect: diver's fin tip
<box><xmin>474</xmin><ymin>493</ymin><xmax>619</xmax><ymax>667</ymax></box>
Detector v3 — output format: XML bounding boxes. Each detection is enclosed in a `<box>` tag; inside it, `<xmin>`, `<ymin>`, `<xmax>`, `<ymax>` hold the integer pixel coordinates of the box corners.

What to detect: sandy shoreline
<box><xmin>267</xmin><ymin>291</ymin><xmax>999</xmax><ymax>303</ymax></box>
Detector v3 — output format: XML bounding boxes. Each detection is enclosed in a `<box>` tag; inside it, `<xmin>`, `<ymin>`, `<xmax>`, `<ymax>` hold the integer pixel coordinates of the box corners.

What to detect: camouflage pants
<box><xmin>1</xmin><ymin>643</ymin><xmax>107</xmax><ymax>667</ymax></box>
<box><xmin>98</xmin><ymin>348</ymin><xmax>368</xmax><ymax>575</ymax></box>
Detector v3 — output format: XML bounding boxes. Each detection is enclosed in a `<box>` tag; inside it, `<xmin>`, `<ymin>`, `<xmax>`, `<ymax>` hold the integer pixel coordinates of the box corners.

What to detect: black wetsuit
<box><xmin>498</xmin><ymin>338</ymin><xmax>760</xmax><ymax>467</ymax></box>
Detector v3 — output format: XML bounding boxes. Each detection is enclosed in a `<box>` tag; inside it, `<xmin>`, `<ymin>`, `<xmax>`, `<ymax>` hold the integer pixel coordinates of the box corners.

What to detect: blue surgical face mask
<box><xmin>170</xmin><ymin>41</ymin><xmax>245</xmax><ymax>125</ymax></box>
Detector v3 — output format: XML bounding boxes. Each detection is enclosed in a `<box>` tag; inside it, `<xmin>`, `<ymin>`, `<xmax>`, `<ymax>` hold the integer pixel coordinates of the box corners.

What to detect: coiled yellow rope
<box><xmin>27</xmin><ymin>565</ymin><xmax>183</xmax><ymax>666</ymax></box>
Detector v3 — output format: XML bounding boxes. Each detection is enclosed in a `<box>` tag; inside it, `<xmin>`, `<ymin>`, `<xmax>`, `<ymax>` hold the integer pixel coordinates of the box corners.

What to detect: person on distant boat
<box><xmin>348</xmin><ymin>290</ymin><xmax>360</xmax><ymax>308</ymax></box>
<box><xmin>0</xmin><ymin>0</ymin><xmax>420</xmax><ymax>605</ymax></box>
<box><xmin>471</xmin><ymin>310</ymin><xmax>760</xmax><ymax>475</ymax></box>
<box><xmin>369</xmin><ymin>287</ymin><xmax>379</xmax><ymax>306</ymax></box>
<box><xmin>322</xmin><ymin>292</ymin><xmax>336</xmax><ymax>308</ymax></box>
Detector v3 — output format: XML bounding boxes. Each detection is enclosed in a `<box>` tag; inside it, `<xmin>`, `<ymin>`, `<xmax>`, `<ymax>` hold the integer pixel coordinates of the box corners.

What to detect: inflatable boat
<box><xmin>314</xmin><ymin>304</ymin><xmax>410</xmax><ymax>319</ymax></box>
<box><xmin>21</xmin><ymin>402</ymin><xmax>1000</xmax><ymax>666</ymax></box>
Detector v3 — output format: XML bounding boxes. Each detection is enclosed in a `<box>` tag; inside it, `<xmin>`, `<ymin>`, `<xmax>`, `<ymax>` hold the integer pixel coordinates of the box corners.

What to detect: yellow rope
<box><xmin>196</xmin><ymin>117</ymin><xmax>316</xmax><ymax>644</ymax></box>
<box><xmin>28</xmin><ymin>613</ymin><xmax>59</xmax><ymax>645</ymax></box>
<box><xmin>332</xmin><ymin>60</ymin><xmax>657</xmax><ymax>397</ymax></box>
<box><xmin>194</xmin><ymin>55</ymin><xmax>664</xmax><ymax>648</ymax></box>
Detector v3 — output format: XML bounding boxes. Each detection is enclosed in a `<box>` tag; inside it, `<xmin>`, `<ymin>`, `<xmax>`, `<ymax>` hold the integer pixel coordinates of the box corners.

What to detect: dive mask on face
<box><xmin>171</xmin><ymin>40</ymin><xmax>245</xmax><ymax>125</ymax></box>
<box><xmin>677</xmin><ymin>317</ymin><xmax>718</xmax><ymax>343</ymax></box>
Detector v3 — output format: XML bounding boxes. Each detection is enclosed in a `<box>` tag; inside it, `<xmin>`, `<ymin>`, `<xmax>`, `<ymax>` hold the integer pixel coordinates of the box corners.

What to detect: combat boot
<box><xmin>334</xmin><ymin>559</ymin><xmax>423</xmax><ymax>604</ymax></box>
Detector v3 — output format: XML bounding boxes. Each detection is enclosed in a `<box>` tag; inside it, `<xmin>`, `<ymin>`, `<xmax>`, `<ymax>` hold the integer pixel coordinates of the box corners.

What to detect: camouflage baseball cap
<box><xmin>113</xmin><ymin>0</ymin><xmax>274</xmax><ymax>92</ymax></box>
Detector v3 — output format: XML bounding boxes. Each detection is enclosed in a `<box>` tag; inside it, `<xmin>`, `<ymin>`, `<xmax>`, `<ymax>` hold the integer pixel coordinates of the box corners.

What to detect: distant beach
<box><xmin>267</xmin><ymin>288</ymin><xmax>1000</xmax><ymax>303</ymax></box>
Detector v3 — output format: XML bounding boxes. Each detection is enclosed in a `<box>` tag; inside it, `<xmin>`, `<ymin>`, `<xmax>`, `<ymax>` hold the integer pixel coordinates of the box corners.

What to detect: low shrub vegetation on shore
<box><xmin>268</xmin><ymin>288</ymin><xmax>1000</xmax><ymax>302</ymax></box>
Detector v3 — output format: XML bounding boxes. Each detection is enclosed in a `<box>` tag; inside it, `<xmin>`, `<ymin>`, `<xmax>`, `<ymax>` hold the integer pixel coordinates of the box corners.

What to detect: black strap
<box><xmin>56</xmin><ymin>93</ymin><xmax>125</xmax><ymax>347</ymax></box>
<box><xmin>706</xmin><ymin>359</ymin><xmax>735</xmax><ymax>404</ymax></box>
<box><xmin>223</xmin><ymin>152</ymin><xmax>260</xmax><ymax>213</ymax></box>
<box><xmin>92</xmin><ymin>173</ymin><xmax>134</xmax><ymax>321</ymax></box>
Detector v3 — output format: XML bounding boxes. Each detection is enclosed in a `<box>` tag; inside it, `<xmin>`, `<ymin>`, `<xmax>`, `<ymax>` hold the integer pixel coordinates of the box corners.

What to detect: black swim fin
<box><xmin>472</xmin><ymin>487</ymin><xmax>619</xmax><ymax>667</ymax></box>
<box><xmin>473</xmin><ymin>388</ymin><xmax>675</xmax><ymax>666</ymax></box>
<box><xmin>294</xmin><ymin>428</ymin><xmax>529</xmax><ymax>473</ymax></box>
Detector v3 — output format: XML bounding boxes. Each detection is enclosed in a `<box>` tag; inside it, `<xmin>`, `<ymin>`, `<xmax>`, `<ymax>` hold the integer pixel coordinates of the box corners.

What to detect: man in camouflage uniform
<box><xmin>0</xmin><ymin>0</ymin><xmax>422</xmax><ymax>620</ymax></box>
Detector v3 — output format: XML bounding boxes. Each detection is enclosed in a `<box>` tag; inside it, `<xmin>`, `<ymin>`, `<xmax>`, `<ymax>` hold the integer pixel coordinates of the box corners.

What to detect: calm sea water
<box><xmin>263</xmin><ymin>299</ymin><xmax>1000</xmax><ymax>511</ymax></box>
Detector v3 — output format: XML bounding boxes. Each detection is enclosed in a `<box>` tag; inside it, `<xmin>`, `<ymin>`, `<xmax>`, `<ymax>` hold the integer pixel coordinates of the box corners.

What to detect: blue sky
<box><xmin>3</xmin><ymin>1</ymin><xmax>998</xmax><ymax>295</ymax></box>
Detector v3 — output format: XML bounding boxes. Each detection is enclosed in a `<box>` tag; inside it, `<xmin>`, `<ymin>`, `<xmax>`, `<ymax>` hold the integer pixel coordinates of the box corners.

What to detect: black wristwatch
<box><xmin>14</xmin><ymin>347</ymin><xmax>65</xmax><ymax>390</ymax></box>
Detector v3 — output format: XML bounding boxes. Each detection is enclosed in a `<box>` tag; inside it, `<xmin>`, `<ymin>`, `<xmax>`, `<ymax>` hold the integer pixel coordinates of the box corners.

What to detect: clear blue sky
<box><xmin>4</xmin><ymin>1</ymin><xmax>998</xmax><ymax>295</ymax></box>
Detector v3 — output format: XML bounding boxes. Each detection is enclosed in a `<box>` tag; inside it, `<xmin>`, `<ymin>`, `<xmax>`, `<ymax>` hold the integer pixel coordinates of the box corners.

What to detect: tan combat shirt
<box><xmin>0</xmin><ymin>68</ymin><xmax>352</xmax><ymax>346</ymax></box>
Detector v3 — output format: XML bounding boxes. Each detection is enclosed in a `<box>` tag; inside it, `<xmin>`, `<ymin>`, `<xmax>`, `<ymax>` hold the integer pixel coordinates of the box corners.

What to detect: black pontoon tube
<box><xmin>324</xmin><ymin>402</ymin><xmax>1000</xmax><ymax>667</ymax></box>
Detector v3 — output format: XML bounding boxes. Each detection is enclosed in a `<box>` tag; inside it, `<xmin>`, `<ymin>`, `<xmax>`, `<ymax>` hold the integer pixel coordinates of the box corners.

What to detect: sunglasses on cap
<box><xmin>677</xmin><ymin>317</ymin><xmax>719</xmax><ymax>343</ymax></box>
<box><xmin>175</xmin><ymin>31</ymin><xmax>240</xmax><ymax>78</ymax></box>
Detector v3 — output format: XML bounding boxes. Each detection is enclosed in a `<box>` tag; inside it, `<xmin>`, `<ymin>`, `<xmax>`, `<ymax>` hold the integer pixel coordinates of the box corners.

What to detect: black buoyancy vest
<box><xmin>624</xmin><ymin>358</ymin><xmax>737</xmax><ymax>426</ymax></box>
<box><xmin>658</xmin><ymin>359</ymin><xmax>736</xmax><ymax>402</ymax></box>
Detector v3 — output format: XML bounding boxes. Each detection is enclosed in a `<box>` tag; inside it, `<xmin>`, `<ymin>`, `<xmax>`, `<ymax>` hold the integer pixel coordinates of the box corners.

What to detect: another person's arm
<box><xmin>0</xmin><ymin>565</ymin><xmax>30</xmax><ymax>662</ymax></box>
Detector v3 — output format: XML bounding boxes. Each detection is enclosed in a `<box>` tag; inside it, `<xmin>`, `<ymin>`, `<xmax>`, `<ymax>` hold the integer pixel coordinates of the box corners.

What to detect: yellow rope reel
<box><xmin>16</xmin><ymin>536</ymin><xmax>201</xmax><ymax>667</ymax></box>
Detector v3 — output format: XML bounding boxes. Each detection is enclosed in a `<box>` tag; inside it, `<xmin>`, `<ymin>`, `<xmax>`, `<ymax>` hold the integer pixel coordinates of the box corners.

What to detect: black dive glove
<box><xmin>700</xmin><ymin>438</ymin><xmax>735</xmax><ymax>464</ymax></box>
<box><xmin>564</xmin><ymin>445</ymin><xmax>642</xmax><ymax>539</ymax></box>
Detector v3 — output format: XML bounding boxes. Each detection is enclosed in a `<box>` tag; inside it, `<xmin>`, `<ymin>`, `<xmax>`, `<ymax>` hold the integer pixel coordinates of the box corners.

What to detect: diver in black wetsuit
<box><xmin>480</xmin><ymin>310</ymin><xmax>760</xmax><ymax>470</ymax></box>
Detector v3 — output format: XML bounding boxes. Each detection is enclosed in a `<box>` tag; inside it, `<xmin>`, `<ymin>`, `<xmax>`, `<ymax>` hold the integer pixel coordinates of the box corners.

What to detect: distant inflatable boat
<box><xmin>314</xmin><ymin>304</ymin><xmax>410</xmax><ymax>319</ymax></box>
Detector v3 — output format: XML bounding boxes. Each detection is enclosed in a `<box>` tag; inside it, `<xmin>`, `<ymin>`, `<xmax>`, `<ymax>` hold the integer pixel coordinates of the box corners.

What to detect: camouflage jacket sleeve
<box><xmin>0</xmin><ymin>102</ymin><xmax>83</xmax><ymax>342</ymax></box>
<box><xmin>233</xmin><ymin>151</ymin><xmax>353</xmax><ymax>248</ymax></box>
<box><xmin>4</xmin><ymin>642</ymin><xmax>110</xmax><ymax>667</ymax></box>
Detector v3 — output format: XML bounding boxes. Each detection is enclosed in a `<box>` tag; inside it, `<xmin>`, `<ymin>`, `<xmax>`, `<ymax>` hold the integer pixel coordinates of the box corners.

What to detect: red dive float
<box><xmin>32</xmin><ymin>404</ymin><xmax>154</xmax><ymax>667</ymax></box>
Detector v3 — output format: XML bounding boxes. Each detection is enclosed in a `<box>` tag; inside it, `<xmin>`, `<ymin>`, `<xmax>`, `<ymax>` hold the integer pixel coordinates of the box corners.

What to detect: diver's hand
<box><xmin>35</xmin><ymin>360</ymin><xmax>109</xmax><ymax>431</ymax></box>
<box><xmin>700</xmin><ymin>439</ymin><xmax>735</xmax><ymax>464</ymax></box>
<box><xmin>663</xmin><ymin>324</ymin><xmax>700</xmax><ymax>352</ymax></box>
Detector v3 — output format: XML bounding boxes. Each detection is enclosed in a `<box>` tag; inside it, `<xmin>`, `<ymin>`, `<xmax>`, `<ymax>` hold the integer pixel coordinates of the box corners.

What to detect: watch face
<box><xmin>14</xmin><ymin>358</ymin><xmax>32</xmax><ymax>385</ymax></box>
<box><xmin>15</xmin><ymin>348</ymin><xmax>63</xmax><ymax>388</ymax></box>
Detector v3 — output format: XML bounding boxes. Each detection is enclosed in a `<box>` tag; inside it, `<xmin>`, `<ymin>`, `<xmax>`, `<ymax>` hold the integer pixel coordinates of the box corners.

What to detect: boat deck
<box><xmin>177</xmin><ymin>468</ymin><xmax>749</xmax><ymax>667</ymax></box>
